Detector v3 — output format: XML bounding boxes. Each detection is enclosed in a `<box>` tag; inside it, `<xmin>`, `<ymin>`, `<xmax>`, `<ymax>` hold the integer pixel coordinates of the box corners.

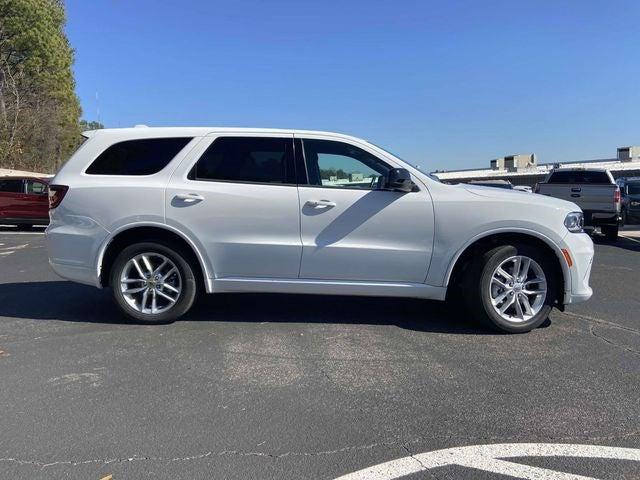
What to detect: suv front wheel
<box><xmin>466</xmin><ymin>244</ymin><xmax>557</xmax><ymax>333</ymax></box>
<box><xmin>110</xmin><ymin>241</ymin><xmax>197</xmax><ymax>324</ymax></box>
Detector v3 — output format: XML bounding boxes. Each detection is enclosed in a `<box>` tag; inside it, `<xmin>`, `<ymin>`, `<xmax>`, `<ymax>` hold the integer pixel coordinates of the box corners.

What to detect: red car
<box><xmin>0</xmin><ymin>176</ymin><xmax>50</xmax><ymax>229</ymax></box>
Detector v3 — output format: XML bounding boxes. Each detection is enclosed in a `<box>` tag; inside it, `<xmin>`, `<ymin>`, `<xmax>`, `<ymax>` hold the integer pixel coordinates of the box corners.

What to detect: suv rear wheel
<box><xmin>110</xmin><ymin>241</ymin><xmax>197</xmax><ymax>323</ymax></box>
<box><xmin>465</xmin><ymin>244</ymin><xmax>557</xmax><ymax>333</ymax></box>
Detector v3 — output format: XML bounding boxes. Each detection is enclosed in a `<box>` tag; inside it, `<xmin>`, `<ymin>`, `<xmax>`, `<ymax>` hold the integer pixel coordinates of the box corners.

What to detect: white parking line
<box><xmin>334</xmin><ymin>443</ymin><xmax>640</xmax><ymax>480</ymax></box>
<box><xmin>621</xmin><ymin>234</ymin><xmax>640</xmax><ymax>245</ymax></box>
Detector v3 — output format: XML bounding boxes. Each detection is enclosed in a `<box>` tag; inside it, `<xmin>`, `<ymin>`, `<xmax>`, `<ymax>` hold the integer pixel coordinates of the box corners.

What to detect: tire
<box><xmin>601</xmin><ymin>225</ymin><xmax>619</xmax><ymax>241</ymax></box>
<box><xmin>110</xmin><ymin>241</ymin><xmax>197</xmax><ymax>324</ymax></box>
<box><xmin>465</xmin><ymin>244</ymin><xmax>557</xmax><ymax>333</ymax></box>
<box><xmin>620</xmin><ymin>210</ymin><xmax>627</xmax><ymax>228</ymax></box>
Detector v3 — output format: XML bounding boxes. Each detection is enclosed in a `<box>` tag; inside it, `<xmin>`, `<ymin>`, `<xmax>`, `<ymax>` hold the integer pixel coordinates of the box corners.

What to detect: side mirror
<box><xmin>385</xmin><ymin>168</ymin><xmax>416</xmax><ymax>193</ymax></box>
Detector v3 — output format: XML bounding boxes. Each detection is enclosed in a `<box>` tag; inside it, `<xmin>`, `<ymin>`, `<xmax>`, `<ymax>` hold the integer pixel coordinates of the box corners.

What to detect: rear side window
<box><xmin>190</xmin><ymin>137</ymin><xmax>295</xmax><ymax>184</ymax></box>
<box><xmin>547</xmin><ymin>171</ymin><xmax>611</xmax><ymax>184</ymax></box>
<box><xmin>86</xmin><ymin>138</ymin><xmax>192</xmax><ymax>175</ymax></box>
<box><xmin>0</xmin><ymin>179</ymin><xmax>23</xmax><ymax>193</ymax></box>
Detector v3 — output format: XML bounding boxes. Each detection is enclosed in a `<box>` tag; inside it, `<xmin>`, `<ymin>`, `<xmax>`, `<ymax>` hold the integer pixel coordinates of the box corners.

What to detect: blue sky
<box><xmin>66</xmin><ymin>0</ymin><xmax>640</xmax><ymax>171</ymax></box>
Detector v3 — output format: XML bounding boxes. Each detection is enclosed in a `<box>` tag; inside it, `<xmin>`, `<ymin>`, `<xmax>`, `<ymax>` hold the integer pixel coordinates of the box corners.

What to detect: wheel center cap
<box><xmin>513</xmin><ymin>283</ymin><xmax>523</xmax><ymax>292</ymax></box>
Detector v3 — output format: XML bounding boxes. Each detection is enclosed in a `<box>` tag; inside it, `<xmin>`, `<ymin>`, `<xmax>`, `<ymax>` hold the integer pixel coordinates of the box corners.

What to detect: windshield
<box><xmin>369</xmin><ymin>143</ymin><xmax>441</xmax><ymax>182</ymax></box>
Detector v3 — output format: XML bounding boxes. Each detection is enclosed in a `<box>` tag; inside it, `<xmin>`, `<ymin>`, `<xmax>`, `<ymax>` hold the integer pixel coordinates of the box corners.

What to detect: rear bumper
<box><xmin>561</xmin><ymin>232</ymin><xmax>594</xmax><ymax>305</ymax></box>
<box><xmin>583</xmin><ymin>210</ymin><xmax>620</xmax><ymax>227</ymax></box>
<box><xmin>48</xmin><ymin>260</ymin><xmax>100</xmax><ymax>287</ymax></box>
<box><xmin>45</xmin><ymin>212</ymin><xmax>108</xmax><ymax>287</ymax></box>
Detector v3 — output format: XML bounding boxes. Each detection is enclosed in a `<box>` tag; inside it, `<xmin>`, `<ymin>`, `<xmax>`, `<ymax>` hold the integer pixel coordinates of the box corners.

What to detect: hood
<box><xmin>461</xmin><ymin>184</ymin><xmax>580</xmax><ymax>212</ymax></box>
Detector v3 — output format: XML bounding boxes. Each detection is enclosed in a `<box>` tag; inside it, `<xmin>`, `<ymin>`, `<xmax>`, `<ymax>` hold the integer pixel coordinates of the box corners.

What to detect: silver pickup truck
<box><xmin>536</xmin><ymin>167</ymin><xmax>621</xmax><ymax>240</ymax></box>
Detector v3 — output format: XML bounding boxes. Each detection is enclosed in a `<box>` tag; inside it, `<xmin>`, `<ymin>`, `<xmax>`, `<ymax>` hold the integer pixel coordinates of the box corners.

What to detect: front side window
<box><xmin>25</xmin><ymin>180</ymin><xmax>47</xmax><ymax>195</ymax></box>
<box><xmin>302</xmin><ymin>139</ymin><xmax>390</xmax><ymax>190</ymax></box>
<box><xmin>190</xmin><ymin>137</ymin><xmax>295</xmax><ymax>184</ymax></box>
<box><xmin>0</xmin><ymin>179</ymin><xmax>23</xmax><ymax>193</ymax></box>
<box><xmin>628</xmin><ymin>183</ymin><xmax>640</xmax><ymax>195</ymax></box>
<box><xmin>86</xmin><ymin>137</ymin><xmax>192</xmax><ymax>175</ymax></box>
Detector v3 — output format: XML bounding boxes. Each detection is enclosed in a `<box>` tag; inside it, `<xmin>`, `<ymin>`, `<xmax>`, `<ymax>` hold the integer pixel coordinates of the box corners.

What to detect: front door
<box><xmin>296</xmin><ymin>136</ymin><xmax>434</xmax><ymax>283</ymax></box>
<box><xmin>166</xmin><ymin>134</ymin><xmax>302</xmax><ymax>279</ymax></box>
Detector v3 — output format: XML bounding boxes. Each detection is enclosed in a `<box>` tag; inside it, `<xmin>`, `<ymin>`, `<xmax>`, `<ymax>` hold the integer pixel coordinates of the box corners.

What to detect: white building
<box><xmin>434</xmin><ymin>146</ymin><xmax>640</xmax><ymax>186</ymax></box>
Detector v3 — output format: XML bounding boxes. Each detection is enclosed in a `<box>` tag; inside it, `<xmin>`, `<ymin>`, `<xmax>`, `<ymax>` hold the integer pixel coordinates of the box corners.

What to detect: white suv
<box><xmin>46</xmin><ymin>127</ymin><xmax>594</xmax><ymax>333</ymax></box>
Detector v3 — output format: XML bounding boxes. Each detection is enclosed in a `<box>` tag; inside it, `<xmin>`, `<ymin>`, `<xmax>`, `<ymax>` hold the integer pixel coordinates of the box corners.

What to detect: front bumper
<box><xmin>561</xmin><ymin>232</ymin><xmax>594</xmax><ymax>305</ymax></box>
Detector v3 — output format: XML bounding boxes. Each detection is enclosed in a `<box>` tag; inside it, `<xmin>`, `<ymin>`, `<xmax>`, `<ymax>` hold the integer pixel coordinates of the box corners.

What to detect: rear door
<box><xmin>296</xmin><ymin>135</ymin><xmax>434</xmax><ymax>283</ymax></box>
<box><xmin>166</xmin><ymin>133</ymin><xmax>302</xmax><ymax>279</ymax></box>
<box><xmin>0</xmin><ymin>178</ymin><xmax>26</xmax><ymax>220</ymax></box>
<box><xmin>22</xmin><ymin>179</ymin><xmax>49</xmax><ymax>219</ymax></box>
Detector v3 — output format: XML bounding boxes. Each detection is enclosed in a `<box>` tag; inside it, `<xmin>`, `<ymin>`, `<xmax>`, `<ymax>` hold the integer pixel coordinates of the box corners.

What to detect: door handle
<box><xmin>174</xmin><ymin>193</ymin><xmax>204</xmax><ymax>203</ymax></box>
<box><xmin>306</xmin><ymin>199</ymin><xmax>336</xmax><ymax>208</ymax></box>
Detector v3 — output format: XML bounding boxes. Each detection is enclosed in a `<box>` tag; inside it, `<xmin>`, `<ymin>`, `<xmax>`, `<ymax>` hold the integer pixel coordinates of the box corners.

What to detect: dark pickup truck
<box><xmin>0</xmin><ymin>176</ymin><xmax>50</xmax><ymax>229</ymax></box>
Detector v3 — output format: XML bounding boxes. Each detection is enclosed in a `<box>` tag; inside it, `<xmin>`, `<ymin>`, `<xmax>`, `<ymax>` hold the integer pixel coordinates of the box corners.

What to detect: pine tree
<box><xmin>0</xmin><ymin>0</ymin><xmax>81</xmax><ymax>173</ymax></box>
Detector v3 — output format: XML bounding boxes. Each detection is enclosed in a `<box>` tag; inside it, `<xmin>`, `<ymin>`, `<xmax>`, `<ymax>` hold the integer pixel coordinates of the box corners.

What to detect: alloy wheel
<box><xmin>489</xmin><ymin>255</ymin><xmax>547</xmax><ymax>323</ymax></box>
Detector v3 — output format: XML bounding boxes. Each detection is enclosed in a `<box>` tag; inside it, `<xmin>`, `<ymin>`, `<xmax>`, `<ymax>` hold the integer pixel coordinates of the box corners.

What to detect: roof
<box><xmin>85</xmin><ymin>126</ymin><xmax>367</xmax><ymax>142</ymax></box>
<box><xmin>0</xmin><ymin>175</ymin><xmax>49</xmax><ymax>181</ymax></box>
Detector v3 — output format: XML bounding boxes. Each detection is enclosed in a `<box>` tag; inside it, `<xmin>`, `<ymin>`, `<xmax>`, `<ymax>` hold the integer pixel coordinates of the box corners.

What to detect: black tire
<box><xmin>110</xmin><ymin>241</ymin><xmax>197</xmax><ymax>324</ymax></box>
<box><xmin>465</xmin><ymin>244</ymin><xmax>557</xmax><ymax>333</ymax></box>
<box><xmin>601</xmin><ymin>225</ymin><xmax>619</xmax><ymax>241</ymax></box>
<box><xmin>620</xmin><ymin>210</ymin><xmax>627</xmax><ymax>228</ymax></box>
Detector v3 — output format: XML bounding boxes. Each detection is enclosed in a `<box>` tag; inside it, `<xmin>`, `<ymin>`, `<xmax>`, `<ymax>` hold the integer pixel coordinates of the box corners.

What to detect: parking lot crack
<box><xmin>588</xmin><ymin>324</ymin><xmax>640</xmax><ymax>357</ymax></box>
<box><xmin>0</xmin><ymin>442</ymin><xmax>401</xmax><ymax>470</ymax></box>
<box><xmin>562</xmin><ymin>311</ymin><xmax>640</xmax><ymax>357</ymax></box>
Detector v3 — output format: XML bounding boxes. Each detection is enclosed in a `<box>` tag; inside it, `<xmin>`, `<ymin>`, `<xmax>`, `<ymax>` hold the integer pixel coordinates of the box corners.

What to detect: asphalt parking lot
<box><xmin>0</xmin><ymin>227</ymin><xmax>639</xmax><ymax>479</ymax></box>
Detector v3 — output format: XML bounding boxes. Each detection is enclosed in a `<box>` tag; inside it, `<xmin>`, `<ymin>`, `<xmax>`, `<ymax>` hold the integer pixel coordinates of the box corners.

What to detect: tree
<box><xmin>0</xmin><ymin>0</ymin><xmax>81</xmax><ymax>173</ymax></box>
<box><xmin>79</xmin><ymin>119</ymin><xmax>103</xmax><ymax>131</ymax></box>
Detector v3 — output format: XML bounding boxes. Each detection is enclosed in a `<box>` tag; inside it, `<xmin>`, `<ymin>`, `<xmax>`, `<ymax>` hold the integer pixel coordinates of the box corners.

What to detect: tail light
<box><xmin>614</xmin><ymin>187</ymin><xmax>621</xmax><ymax>204</ymax></box>
<box><xmin>48</xmin><ymin>184</ymin><xmax>69</xmax><ymax>209</ymax></box>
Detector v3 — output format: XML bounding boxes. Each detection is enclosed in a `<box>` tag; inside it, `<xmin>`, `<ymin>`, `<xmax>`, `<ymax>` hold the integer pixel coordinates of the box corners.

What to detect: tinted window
<box><xmin>547</xmin><ymin>170</ymin><xmax>611</xmax><ymax>184</ymax></box>
<box><xmin>190</xmin><ymin>137</ymin><xmax>295</xmax><ymax>184</ymax></box>
<box><xmin>25</xmin><ymin>180</ymin><xmax>47</xmax><ymax>195</ymax></box>
<box><xmin>302</xmin><ymin>139</ymin><xmax>390</xmax><ymax>190</ymax></box>
<box><xmin>0</xmin><ymin>179</ymin><xmax>23</xmax><ymax>193</ymax></box>
<box><xmin>86</xmin><ymin>138</ymin><xmax>192</xmax><ymax>175</ymax></box>
<box><xmin>628</xmin><ymin>183</ymin><xmax>640</xmax><ymax>195</ymax></box>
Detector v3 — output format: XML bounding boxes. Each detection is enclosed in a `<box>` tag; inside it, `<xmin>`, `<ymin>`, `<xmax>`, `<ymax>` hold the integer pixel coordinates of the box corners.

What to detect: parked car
<box><xmin>535</xmin><ymin>167</ymin><xmax>621</xmax><ymax>240</ymax></box>
<box><xmin>616</xmin><ymin>177</ymin><xmax>640</xmax><ymax>226</ymax></box>
<box><xmin>0</xmin><ymin>176</ymin><xmax>50</xmax><ymax>229</ymax></box>
<box><xmin>46</xmin><ymin>127</ymin><xmax>594</xmax><ymax>333</ymax></box>
<box><xmin>467</xmin><ymin>179</ymin><xmax>514</xmax><ymax>189</ymax></box>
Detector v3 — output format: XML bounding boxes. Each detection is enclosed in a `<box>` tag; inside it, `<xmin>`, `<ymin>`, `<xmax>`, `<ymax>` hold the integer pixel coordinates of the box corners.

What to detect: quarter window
<box><xmin>302</xmin><ymin>139</ymin><xmax>390</xmax><ymax>190</ymax></box>
<box><xmin>190</xmin><ymin>137</ymin><xmax>295</xmax><ymax>184</ymax></box>
<box><xmin>86</xmin><ymin>138</ymin><xmax>192</xmax><ymax>175</ymax></box>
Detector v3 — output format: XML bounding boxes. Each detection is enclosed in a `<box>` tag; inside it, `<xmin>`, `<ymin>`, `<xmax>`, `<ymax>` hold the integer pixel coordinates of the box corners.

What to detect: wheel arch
<box><xmin>97</xmin><ymin>223</ymin><xmax>211</xmax><ymax>291</ymax></box>
<box><xmin>445</xmin><ymin>229</ymin><xmax>570</xmax><ymax>305</ymax></box>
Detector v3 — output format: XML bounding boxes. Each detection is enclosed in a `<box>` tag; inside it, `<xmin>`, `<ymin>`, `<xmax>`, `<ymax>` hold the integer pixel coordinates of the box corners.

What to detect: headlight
<box><xmin>564</xmin><ymin>212</ymin><xmax>584</xmax><ymax>233</ymax></box>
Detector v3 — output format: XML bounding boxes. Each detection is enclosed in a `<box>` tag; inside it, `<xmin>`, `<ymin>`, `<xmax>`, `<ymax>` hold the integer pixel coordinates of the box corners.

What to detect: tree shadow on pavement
<box><xmin>0</xmin><ymin>280</ymin><xmax>519</xmax><ymax>335</ymax></box>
